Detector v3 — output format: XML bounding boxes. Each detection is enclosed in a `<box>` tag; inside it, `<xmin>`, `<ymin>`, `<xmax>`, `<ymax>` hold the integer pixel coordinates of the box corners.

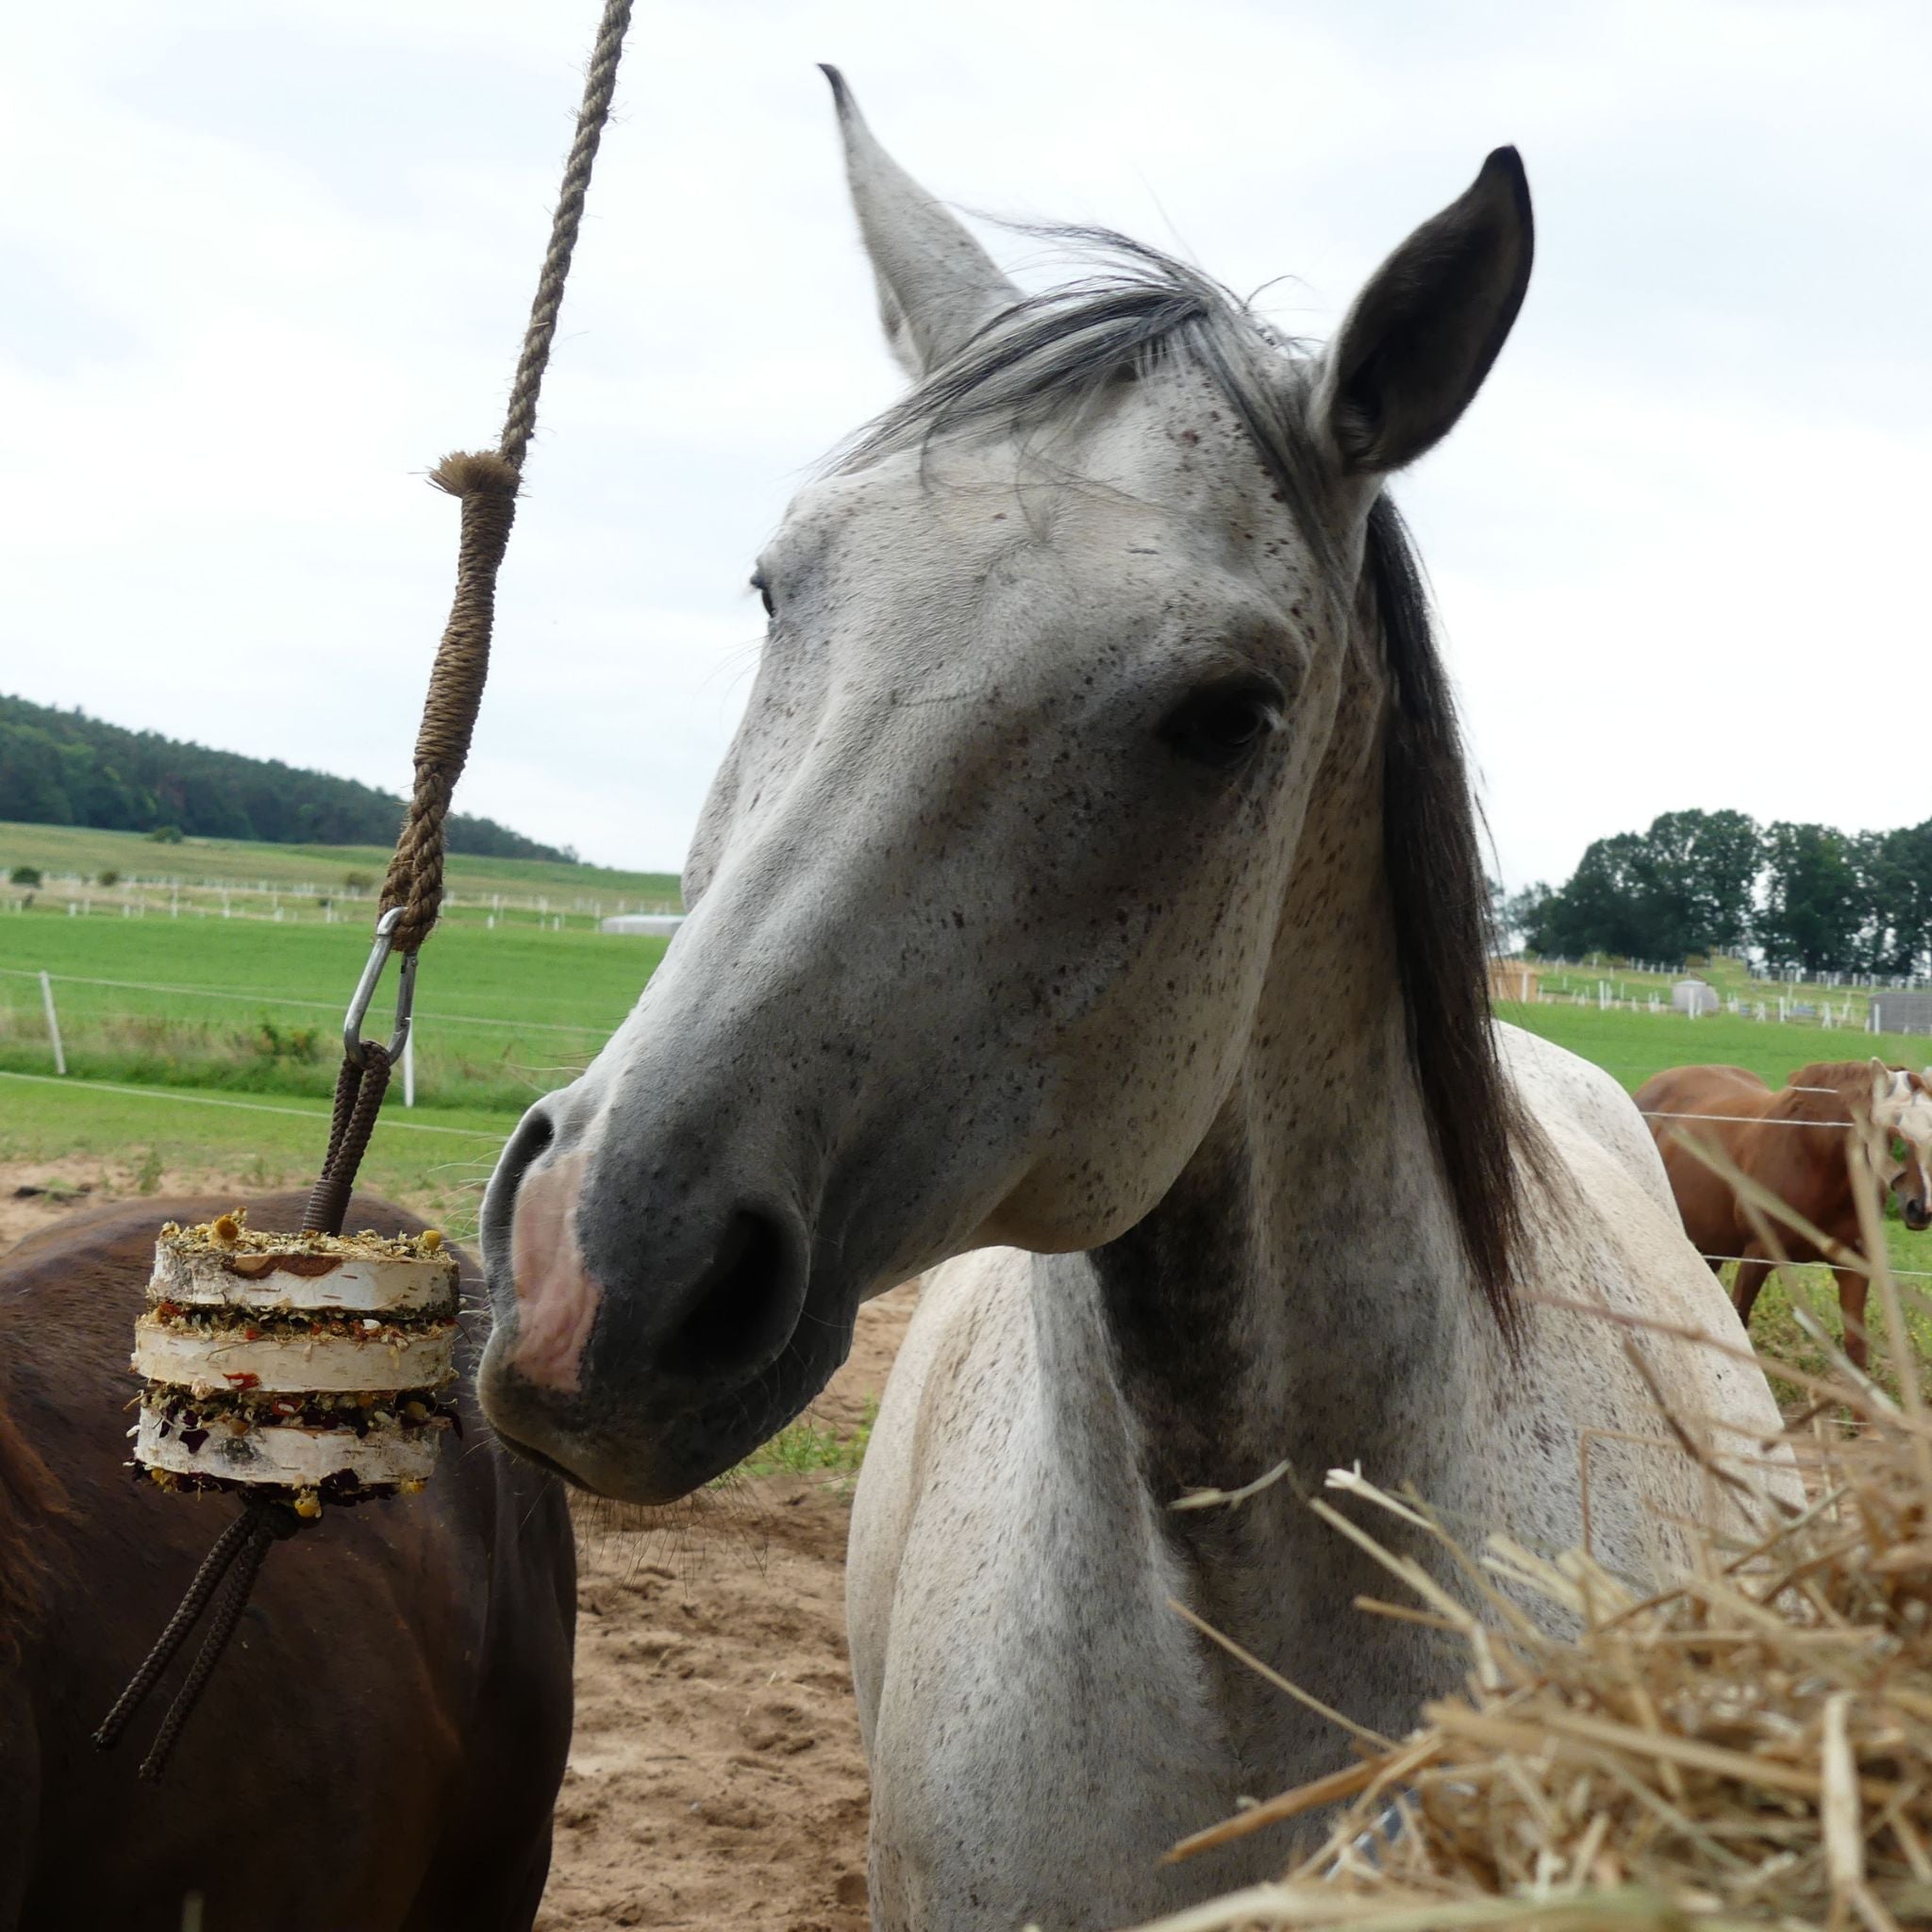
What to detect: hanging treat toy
<box><xmin>132</xmin><ymin>1210</ymin><xmax>459</xmax><ymax>1521</ymax></box>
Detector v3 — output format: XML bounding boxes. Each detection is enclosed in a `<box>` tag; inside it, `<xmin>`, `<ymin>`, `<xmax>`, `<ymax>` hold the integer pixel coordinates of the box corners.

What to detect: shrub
<box><xmin>341</xmin><ymin>871</ymin><xmax>375</xmax><ymax>892</ymax></box>
<box><xmin>8</xmin><ymin>865</ymin><xmax>41</xmax><ymax>887</ymax></box>
<box><xmin>147</xmin><ymin>825</ymin><xmax>183</xmax><ymax>844</ymax></box>
<box><xmin>252</xmin><ymin>1020</ymin><xmax>323</xmax><ymax>1064</ymax></box>
<box><xmin>97</xmin><ymin>868</ymin><xmax>120</xmax><ymax>887</ymax></box>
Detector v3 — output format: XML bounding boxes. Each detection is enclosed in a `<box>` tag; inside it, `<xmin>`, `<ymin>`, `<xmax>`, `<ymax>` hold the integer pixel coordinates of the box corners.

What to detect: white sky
<box><xmin>2</xmin><ymin>1</ymin><xmax>1925</xmax><ymax>888</ymax></box>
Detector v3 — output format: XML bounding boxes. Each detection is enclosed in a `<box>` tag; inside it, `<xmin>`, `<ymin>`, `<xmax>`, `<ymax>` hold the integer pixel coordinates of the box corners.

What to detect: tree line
<box><xmin>0</xmin><ymin>695</ymin><xmax>571</xmax><ymax>862</ymax></box>
<box><xmin>1507</xmin><ymin>808</ymin><xmax>1932</xmax><ymax>978</ymax></box>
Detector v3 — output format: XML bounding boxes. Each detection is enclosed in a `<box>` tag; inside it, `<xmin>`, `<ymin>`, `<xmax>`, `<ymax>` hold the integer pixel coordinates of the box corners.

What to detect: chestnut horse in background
<box><xmin>0</xmin><ymin>1194</ymin><xmax>576</xmax><ymax>1932</ymax></box>
<box><xmin>1634</xmin><ymin>1059</ymin><xmax>1932</xmax><ymax>1369</ymax></box>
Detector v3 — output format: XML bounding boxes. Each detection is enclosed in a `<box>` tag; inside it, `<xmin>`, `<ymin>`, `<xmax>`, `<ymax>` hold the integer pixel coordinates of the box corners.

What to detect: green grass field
<box><xmin>1502</xmin><ymin>998</ymin><xmax>1932</xmax><ymax>1394</ymax></box>
<box><xmin>1498</xmin><ymin>1000</ymin><xmax>1930</xmax><ymax>1094</ymax></box>
<box><xmin>1</xmin><ymin>832</ymin><xmax>1924</xmax><ymax>1417</ymax></box>
<box><xmin>0</xmin><ymin>896</ymin><xmax>663</xmax><ymax>1110</ymax></box>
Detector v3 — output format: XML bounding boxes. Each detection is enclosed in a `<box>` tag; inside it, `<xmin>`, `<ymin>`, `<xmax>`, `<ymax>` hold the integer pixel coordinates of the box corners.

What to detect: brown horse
<box><xmin>1634</xmin><ymin>1058</ymin><xmax>1932</xmax><ymax>1369</ymax></box>
<box><xmin>0</xmin><ymin>1192</ymin><xmax>576</xmax><ymax>1932</ymax></box>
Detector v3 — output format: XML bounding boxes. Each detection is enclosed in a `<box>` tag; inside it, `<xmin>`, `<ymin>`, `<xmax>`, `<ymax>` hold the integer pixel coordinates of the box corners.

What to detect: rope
<box><xmin>498</xmin><ymin>0</ymin><xmax>634</xmax><ymax>474</ymax></box>
<box><xmin>302</xmin><ymin>1041</ymin><xmax>393</xmax><ymax>1237</ymax></box>
<box><xmin>377</xmin><ymin>0</ymin><xmax>635</xmax><ymax>957</ymax></box>
<box><xmin>92</xmin><ymin>1511</ymin><xmax>256</xmax><ymax>1752</ymax></box>
<box><xmin>137</xmin><ymin>1509</ymin><xmax>291</xmax><ymax>1782</ymax></box>
<box><xmin>93</xmin><ymin>1499</ymin><xmax>300</xmax><ymax>1781</ymax></box>
<box><xmin>99</xmin><ymin>1</ymin><xmax>633</xmax><ymax>1786</ymax></box>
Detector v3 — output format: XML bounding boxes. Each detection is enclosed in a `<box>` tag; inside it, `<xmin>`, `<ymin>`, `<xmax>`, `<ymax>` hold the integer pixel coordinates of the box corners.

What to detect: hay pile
<box><xmin>1140</xmin><ymin>1230</ymin><xmax>1932</xmax><ymax>1930</ymax></box>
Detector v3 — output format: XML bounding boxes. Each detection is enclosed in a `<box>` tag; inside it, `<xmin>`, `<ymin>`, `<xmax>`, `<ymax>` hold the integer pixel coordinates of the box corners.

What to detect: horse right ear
<box><xmin>1871</xmin><ymin>1057</ymin><xmax>1896</xmax><ymax>1106</ymax></box>
<box><xmin>1316</xmin><ymin>148</ymin><xmax>1533</xmax><ymax>475</ymax></box>
<box><xmin>822</xmin><ymin>66</ymin><xmax>1018</xmax><ymax>381</ymax></box>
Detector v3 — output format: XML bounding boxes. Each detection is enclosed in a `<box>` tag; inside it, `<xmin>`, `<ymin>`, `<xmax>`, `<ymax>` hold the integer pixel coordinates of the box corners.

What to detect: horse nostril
<box><xmin>659</xmin><ymin>1207</ymin><xmax>806</xmax><ymax>1382</ymax></box>
<box><xmin>506</xmin><ymin>1107</ymin><xmax>557</xmax><ymax>1186</ymax></box>
<box><xmin>483</xmin><ymin>1103</ymin><xmax>560</xmax><ymax>1272</ymax></box>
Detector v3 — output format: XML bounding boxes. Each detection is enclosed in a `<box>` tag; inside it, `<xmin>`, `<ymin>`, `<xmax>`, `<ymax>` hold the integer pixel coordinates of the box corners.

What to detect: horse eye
<box><xmin>751</xmin><ymin>572</ymin><xmax>774</xmax><ymax>620</ymax></box>
<box><xmin>1161</xmin><ymin>682</ymin><xmax>1281</xmax><ymax>770</ymax></box>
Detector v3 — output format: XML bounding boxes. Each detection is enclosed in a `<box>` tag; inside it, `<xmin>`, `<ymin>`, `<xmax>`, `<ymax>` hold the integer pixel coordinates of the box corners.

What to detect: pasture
<box><xmin>1504</xmin><ymin>998</ymin><xmax>1932</xmax><ymax>1392</ymax></box>
<box><xmin>5</xmin><ymin>854</ymin><xmax>1930</xmax><ymax>1392</ymax></box>
<box><xmin>0</xmin><ymin>886</ymin><xmax>663</xmax><ymax>1114</ymax></box>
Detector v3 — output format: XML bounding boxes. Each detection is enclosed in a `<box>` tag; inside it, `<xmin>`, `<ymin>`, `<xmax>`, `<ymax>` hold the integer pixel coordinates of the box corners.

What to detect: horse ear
<box><xmin>822</xmin><ymin>66</ymin><xmax>1018</xmax><ymax>380</ymax></box>
<box><xmin>1317</xmin><ymin>148</ymin><xmax>1534</xmax><ymax>475</ymax></box>
<box><xmin>1871</xmin><ymin>1057</ymin><xmax>1894</xmax><ymax>1108</ymax></box>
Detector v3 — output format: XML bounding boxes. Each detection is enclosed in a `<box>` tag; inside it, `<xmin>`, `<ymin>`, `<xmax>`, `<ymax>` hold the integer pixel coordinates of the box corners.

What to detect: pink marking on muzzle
<box><xmin>508</xmin><ymin>1150</ymin><xmax>602</xmax><ymax>1393</ymax></box>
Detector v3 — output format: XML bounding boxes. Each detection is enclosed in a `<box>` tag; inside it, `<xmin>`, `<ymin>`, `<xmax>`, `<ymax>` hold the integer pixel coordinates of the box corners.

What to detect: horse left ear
<box><xmin>1871</xmin><ymin>1057</ymin><xmax>1895</xmax><ymax>1106</ymax></box>
<box><xmin>1317</xmin><ymin>148</ymin><xmax>1533</xmax><ymax>475</ymax></box>
<box><xmin>822</xmin><ymin>66</ymin><xmax>1019</xmax><ymax>381</ymax></box>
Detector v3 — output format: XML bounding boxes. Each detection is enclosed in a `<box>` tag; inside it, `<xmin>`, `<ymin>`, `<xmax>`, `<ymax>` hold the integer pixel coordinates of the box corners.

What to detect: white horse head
<box><xmin>476</xmin><ymin>72</ymin><xmax>1536</xmax><ymax>1501</ymax></box>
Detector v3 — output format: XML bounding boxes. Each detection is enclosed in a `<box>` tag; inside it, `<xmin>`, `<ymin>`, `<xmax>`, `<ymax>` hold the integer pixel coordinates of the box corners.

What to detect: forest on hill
<box><xmin>0</xmin><ymin>694</ymin><xmax>569</xmax><ymax>861</ymax></box>
<box><xmin>1507</xmin><ymin>808</ymin><xmax>1932</xmax><ymax>976</ymax></box>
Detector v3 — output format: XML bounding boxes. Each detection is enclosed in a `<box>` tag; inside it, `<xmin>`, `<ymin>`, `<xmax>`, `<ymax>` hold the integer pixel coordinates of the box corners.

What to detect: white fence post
<box><xmin>39</xmin><ymin>971</ymin><xmax>65</xmax><ymax>1075</ymax></box>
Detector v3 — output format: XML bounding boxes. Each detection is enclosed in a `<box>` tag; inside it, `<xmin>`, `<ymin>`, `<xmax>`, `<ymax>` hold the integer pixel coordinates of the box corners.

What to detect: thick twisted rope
<box><xmin>377</xmin><ymin>0</ymin><xmax>634</xmax><ymax>955</ymax></box>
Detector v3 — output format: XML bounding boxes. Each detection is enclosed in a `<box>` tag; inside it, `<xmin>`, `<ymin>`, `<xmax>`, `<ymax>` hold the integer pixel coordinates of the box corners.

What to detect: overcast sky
<box><xmin>3</xmin><ymin>1</ymin><xmax>1925</xmax><ymax>889</ymax></box>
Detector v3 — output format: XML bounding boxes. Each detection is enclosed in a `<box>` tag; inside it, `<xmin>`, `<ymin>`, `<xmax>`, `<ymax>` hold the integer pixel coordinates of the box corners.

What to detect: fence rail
<box><xmin>0</xmin><ymin>966</ymin><xmax>620</xmax><ymax>1111</ymax></box>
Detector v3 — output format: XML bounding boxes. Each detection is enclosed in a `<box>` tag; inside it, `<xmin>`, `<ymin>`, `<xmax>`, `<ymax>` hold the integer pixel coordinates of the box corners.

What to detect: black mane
<box><xmin>844</xmin><ymin>234</ymin><xmax>1530</xmax><ymax>1337</ymax></box>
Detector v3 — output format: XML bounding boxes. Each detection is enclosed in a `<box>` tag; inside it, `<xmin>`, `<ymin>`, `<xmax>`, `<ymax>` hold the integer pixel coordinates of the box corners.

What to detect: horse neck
<box><xmin>1034</xmin><ymin>711</ymin><xmax>1502</xmax><ymax>1720</ymax></box>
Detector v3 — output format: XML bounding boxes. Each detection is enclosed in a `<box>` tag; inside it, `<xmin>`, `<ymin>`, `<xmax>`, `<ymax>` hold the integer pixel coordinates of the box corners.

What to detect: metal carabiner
<box><xmin>342</xmin><ymin>907</ymin><xmax>418</xmax><ymax>1068</ymax></box>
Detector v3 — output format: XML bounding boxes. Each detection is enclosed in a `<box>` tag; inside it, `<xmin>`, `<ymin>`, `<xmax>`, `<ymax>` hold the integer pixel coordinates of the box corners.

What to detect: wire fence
<box><xmin>0</xmin><ymin>1067</ymin><xmax>504</xmax><ymax>1139</ymax></box>
<box><xmin>1</xmin><ymin>871</ymin><xmax>677</xmax><ymax>929</ymax></box>
<box><xmin>0</xmin><ymin>965</ymin><xmax>620</xmax><ymax>1112</ymax></box>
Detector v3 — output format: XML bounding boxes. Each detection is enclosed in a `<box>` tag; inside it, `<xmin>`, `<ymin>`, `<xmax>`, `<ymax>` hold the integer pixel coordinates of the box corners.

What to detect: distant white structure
<box><xmin>602</xmin><ymin>913</ymin><xmax>685</xmax><ymax>938</ymax></box>
<box><xmin>1672</xmin><ymin>978</ymin><xmax>1719</xmax><ymax>1017</ymax></box>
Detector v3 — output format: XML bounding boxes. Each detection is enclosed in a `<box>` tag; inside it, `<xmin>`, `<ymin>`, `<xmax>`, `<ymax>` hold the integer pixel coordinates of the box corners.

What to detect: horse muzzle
<box><xmin>475</xmin><ymin>1095</ymin><xmax>841</xmax><ymax>1503</ymax></box>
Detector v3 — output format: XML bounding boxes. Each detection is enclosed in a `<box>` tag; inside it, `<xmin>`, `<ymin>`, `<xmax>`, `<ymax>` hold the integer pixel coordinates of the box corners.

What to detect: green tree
<box><xmin>1502</xmin><ymin>881</ymin><xmax>1556</xmax><ymax>954</ymax></box>
<box><xmin>1853</xmin><ymin>821</ymin><xmax>1932</xmax><ymax>976</ymax></box>
<box><xmin>1757</xmin><ymin>822</ymin><xmax>1861</xmax><ymax>974</ymax></box>
<box><xmin>1532</xmin><ymin>834</ymin><xmax>1650</xmax><ymax>958</ymax></box>
<box><xmin>1626</xmin><ymin>808</ymin><xmax>1760</xmax><ymax>959</ymax></box>
<box><xmin>0</xmin><ymin>693</ymin><xmax>567</xmax><ymax>860</ymax></box>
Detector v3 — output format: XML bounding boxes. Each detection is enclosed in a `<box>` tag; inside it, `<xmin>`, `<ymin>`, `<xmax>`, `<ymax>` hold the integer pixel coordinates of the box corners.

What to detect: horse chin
<box><xmin>474</xmin><ymin>1307</ymin><xmax>849</xmax><ymax>1505</ymax></box>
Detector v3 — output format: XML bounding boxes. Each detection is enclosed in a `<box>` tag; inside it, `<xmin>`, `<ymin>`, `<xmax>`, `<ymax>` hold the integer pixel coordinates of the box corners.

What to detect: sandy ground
<box><xmin>540</xmin><ymin>1288</ymin><xmax>912</xmax><ymax>1931</ymax></box>
<box><xmin>0</xmin><ymin>1157</ymin><xmax>907</xmax><ymax>1932</ymax></box>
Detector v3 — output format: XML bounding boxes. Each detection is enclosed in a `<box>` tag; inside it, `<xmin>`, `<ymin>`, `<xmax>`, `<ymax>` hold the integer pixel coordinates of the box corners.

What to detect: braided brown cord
<box><xmin>137</xmin><ymin>1508</ymin><xmax>291</xmax><ymax>1782</ymax></box>
<box><xmin>92</xmin><ymin>1509</ymin><xmax>257</xmax><ymax>1752</ymax></box>
<box><xmin>301</xmin><ymin>1041</ymin><xmax>393</xmax><ymax>1238</ymax></box>
<box><xmin>376</xmin><ymin>0</ymin><xmax>634</xmax><ymax>955</ymax></box>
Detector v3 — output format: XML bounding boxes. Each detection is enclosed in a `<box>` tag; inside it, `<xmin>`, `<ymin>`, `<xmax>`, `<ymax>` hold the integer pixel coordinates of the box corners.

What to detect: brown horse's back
<box><xmin>0</xmin><ymin>1193</ymin><xmax>575</xmax><ymax>1932</ymax></box>
<box><xmin>1634</xmin><ymin>1065</ymin><xmax>1774</xmax><ymax>1258</ymax></box>
<box><xmin>1633</xmin><ymin>1063</ymin><xmax>1857</xmax><ymax>1267</ymax></box>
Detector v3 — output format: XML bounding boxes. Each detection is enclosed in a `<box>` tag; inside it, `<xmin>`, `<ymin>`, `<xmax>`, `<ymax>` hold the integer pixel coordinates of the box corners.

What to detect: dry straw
<box><xmin>1131</xmin><ymin>1132</ymin><xmax>1932</xmax><ymax>1932</ymax></box>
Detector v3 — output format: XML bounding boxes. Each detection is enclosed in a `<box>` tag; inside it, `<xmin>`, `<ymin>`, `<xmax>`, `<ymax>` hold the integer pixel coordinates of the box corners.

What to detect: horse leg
<box><xmin>1834</xmin><ymin>1268</ymin><xmax>1871</xmax><ymax>1373</ymax></box>
<box><xmin>1731</xmin><ymin>1257</ymin><xmax>1773</xmax><ymax>1335</ymax></box>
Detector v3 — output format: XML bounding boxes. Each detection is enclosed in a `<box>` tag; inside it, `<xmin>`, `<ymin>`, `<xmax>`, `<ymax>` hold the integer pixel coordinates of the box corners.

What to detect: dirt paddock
<box><xmin>0</xmin><ymin>1160</ymin><xmax>906</xmax><ymax>1932</ymax></box>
